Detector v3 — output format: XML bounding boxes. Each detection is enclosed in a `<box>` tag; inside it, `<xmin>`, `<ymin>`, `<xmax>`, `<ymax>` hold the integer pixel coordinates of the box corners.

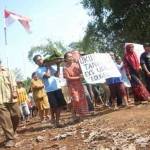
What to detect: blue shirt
<box><xmin>36</xmin><ymin>66</ymin><xmax>61</xmax><ymax>92</ymax></box>
<box><xmin>106</xmin><ymin>77</ymin><xmax>123</xmax><ymax>85</ymax></box>
<box><xmin>106</xmin><ymin>62</ymin><xmax>123</xmax><ymax>85</ymax></box>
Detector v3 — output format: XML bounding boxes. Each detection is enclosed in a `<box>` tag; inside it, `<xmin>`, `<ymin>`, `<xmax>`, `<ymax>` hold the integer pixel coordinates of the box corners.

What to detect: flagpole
<box><xmin>4</xmin><ymin>27</ymin><xmax>7</xmax><ymax>45</ymax></box>
<box><xmin>4</xmin><ymin>8</ymin><xmax>9</xmax><ymax>67</ymax></box>
<box><xmin>4</xmin><ymin>28</ymin><xmax>9</xmax><ymax>68</ymax></box>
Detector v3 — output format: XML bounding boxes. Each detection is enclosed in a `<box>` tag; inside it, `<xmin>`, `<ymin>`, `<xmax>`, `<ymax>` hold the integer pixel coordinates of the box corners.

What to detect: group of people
<box><xmin>105</xmin><ymin>44</ymin><xmax>150</xmax><ymax>110</ymax></box>
<box><xmin>0</xmin><ymin>43</ymin><xmax>150</xmax><ymax>148</ymax></box>
<box><xmin>124</xmin><ymin>44</ymin><xmax>150</xmax><ymax>103</ymax></box>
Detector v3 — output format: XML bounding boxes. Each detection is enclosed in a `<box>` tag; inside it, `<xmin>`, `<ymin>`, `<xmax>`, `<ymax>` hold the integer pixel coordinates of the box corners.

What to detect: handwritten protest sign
<box><xmin>79</xmin><ymin>53</ymin><xmax>121</xmax><ymax>84</ymax></box>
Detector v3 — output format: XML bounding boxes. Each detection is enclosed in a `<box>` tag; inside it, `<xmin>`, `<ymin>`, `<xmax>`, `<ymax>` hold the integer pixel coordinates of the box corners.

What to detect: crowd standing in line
<box><xmin>1</xmin><ymin>43</ymin><xmax>150</xmax><ymax>148</ymax></box>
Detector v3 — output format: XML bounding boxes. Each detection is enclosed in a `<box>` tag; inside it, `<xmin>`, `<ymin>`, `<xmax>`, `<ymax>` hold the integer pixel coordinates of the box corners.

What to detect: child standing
<box><xmin>17</xmin><ymin>81</ymin><xmax>30</xmax><ymax>123</ymax></box>
<box><xmin>31</xmin><ymin>72</ymin><xmax>50</xmax><ymax>122</ymax></box>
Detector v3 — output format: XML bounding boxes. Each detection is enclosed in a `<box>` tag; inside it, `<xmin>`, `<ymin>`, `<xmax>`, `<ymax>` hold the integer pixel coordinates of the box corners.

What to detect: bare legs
<box><xmin>50</xmin><ymin>107</ymin><xmax>61</xmax><ymax>127</ymax></box>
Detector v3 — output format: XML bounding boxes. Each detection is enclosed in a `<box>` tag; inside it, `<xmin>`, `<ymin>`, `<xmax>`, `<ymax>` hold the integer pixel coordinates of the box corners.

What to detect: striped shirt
<box><xmin>17</xmin><ymin>87</ymin><xmax>28</xmax><ymax>104</ymax></box>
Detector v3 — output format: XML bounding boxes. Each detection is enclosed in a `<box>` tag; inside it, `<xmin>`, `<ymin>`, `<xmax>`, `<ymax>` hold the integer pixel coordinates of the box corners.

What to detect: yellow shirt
<box><xmin>31</xmin><ymin>79</ymin><xmax>46</xmax><ymax>100</ymax></box>
<box><xmin>17</xmin><ymin>87</ymin><xmax>28</xmax><ymax>104</ymax></box>
<box><xmin>0</xmin><ymin>68</ymin><xmax>17</xmax><ymax>104</ymax></box>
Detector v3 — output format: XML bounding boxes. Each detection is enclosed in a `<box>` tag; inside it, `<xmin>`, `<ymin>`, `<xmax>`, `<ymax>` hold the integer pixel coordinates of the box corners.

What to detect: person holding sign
<box><xmin>63</xmin><ymin>52</ymin><xmax>88</xmax><ymax>122</ymax></box>
<box><xmin>106</xmin><ymin>53</ymin><xmax>129</xmax><ymax>110</ymax></box>
<box><xmin>116</xmin><ymin>56</ymin><xmax>131</xmax><ymax>102</ymax></box>
<box><xmin>124</xmin><ymin>44</ymin><xmax>150</xmax><ymax>103</ymax></box>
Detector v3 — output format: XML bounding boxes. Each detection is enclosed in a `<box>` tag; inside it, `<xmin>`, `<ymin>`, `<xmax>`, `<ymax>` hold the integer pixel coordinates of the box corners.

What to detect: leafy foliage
<box><xmin>12</xmin><ymin>68</ymin><xmax>31</xmax><ymax>91</ymax></box>
<box><xmin>81</xmin><ymin>0</ymin><xmax>150</xmax><ymax>55</ymax></box>
<box><xmin>28</xmin><ymin>39</ymin><xmax>67</xmax><ymax>62</ymax></box>
<box><xmin>23</xmin><ymin>77</ymin><xmax>31</xmax><ymax>92</ymax></box>
<box><xmin>69</xmin><ymin>41</ymin><xmax>83</xmax><ymax>51</ymax></box>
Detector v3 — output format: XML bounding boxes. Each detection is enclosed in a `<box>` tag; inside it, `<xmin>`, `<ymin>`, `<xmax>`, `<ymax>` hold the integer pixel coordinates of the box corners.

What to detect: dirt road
<box><xmin>1</xmin><ymin>104</ymin><xmax>150</xmax><ymax>150</ymax></box>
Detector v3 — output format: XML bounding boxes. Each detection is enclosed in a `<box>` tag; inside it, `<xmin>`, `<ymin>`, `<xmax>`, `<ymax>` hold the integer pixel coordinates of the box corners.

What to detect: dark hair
<box><xmin>33</xmin><ymin>54</ymin><xmax>41</xmax><ymax>62</ymax></box>
<box><xmin>64</xmin><ymin>52</ymin><xmax>71</xmax><ymax>61</ymax></box>
<box><xmin>32</xmin><ymin>72</ymin><xmax>37</xmax><ymax>78</ymax></box>
<box><xmin>17</xmin><ymin>81</ymin><xmax>24</xmax><ymax>86</ymax></box>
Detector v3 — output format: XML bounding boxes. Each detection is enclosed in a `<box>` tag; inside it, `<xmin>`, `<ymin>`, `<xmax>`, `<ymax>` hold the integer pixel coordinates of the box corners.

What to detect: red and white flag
<box><xmin>4</xmin><ymin>9</ymin><xmax>31</xmax><ymax>33</ymax></box>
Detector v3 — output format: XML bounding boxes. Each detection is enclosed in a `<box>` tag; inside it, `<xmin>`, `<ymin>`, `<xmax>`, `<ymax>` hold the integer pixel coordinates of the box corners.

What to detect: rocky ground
<box><xmin>1</xmin><ymin>103</ymin><xmax>150</xmax><ymax>150</ymax></box>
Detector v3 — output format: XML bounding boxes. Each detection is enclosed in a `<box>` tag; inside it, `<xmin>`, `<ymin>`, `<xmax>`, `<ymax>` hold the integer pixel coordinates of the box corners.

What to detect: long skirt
<box><xmin>68</xmin><ymin>81</ymin><xmax>89</xmax><ymax>116</ymax></box>
<box><xmin>130</xmin><ymin>74</ymin><xmax>150</xmax><ymax>101</ymax></box>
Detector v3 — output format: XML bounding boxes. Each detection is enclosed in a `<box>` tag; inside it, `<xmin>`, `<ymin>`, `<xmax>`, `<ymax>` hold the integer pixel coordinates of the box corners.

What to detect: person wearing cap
<box><xmin>140</xmin><ymin>44</ymin><xmax>150</xmax><ymax>92</ymax></box>
<box><xmin>0</xmin><ymin>61</ymin><xmax>20</xmax><ymax>147</ymax></box>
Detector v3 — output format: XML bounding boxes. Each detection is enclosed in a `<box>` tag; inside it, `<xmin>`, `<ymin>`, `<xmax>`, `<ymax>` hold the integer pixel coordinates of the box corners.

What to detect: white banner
<box><xmin>79</xmin><ymin>53</ymin><xmax>121</xmax><ymax>84</ymax></box>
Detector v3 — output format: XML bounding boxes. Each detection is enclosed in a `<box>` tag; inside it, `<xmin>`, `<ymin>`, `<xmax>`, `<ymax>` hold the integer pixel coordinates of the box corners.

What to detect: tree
<box><xmin>12</xmin><ymin>68</ymin><xmax>31</xmax><ymax>91</ymax></box>
<box><xmin>68</xmin><ymin>22</ymin><xmax>111</xmax><ymax>54</ymax></box>
<box><xmin>107</xmin><ymin>0</ymin><xmax>150</xmax><ymax>43</ymax></box>
<box><xmin>68</xmin><ymin>41</ymin><xmax>83</xmax><ymax>51</ymax></box>
<box><xmin>28</xmin><ymin>39</ymin><xmax>67</xmax><ymax>62</ymax></box>
<box><xmin>81</xmin><ymin>0</ymin><xmax>150</xmax><ymax>54</ymax></box>
<box><xmin>23</xmin><ymin>77</ymin><xmax>31</xmax><ymax>92</ymax></box>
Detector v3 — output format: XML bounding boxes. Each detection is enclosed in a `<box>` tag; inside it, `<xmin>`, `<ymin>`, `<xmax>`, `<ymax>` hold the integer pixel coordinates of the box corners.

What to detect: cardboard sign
<box><xmin>79</xmin><ymin>53</ymin><xmax>121</xmax><ymax>84</ymax></box>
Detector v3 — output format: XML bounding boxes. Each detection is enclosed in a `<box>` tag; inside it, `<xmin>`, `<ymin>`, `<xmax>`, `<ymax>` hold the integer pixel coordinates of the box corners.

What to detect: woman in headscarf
<box><xmin>124</xmin><ymin>44</ymin><xmax>150</xmax><ymax>103</ymax></box>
